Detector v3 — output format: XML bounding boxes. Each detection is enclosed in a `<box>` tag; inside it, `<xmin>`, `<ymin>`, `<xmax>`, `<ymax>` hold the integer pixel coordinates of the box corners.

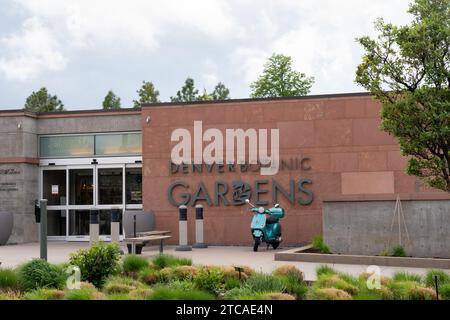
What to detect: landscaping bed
<box><xmin>0</xmin><ymin>241</ymin><xmax>449</xmax><ymax>300</ymax></box>
<box><xmin>275</xmin><ymin>245</ymin><xmax>450</xmax><ymax>269</ymax></box>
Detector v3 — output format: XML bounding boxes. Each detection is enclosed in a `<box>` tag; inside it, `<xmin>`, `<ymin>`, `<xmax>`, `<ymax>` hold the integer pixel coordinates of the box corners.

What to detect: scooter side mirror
<box><xmin>274</xmin><ymin>203</ymin><xmax>280</xmax><ymax>208</ymax></box>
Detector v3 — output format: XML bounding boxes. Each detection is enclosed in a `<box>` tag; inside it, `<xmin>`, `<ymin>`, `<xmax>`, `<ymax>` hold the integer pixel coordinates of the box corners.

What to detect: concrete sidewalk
<box><xmin>0</xmin><ymin>241</ymin><xmax>445</xmax><ymax>281</ymax></box>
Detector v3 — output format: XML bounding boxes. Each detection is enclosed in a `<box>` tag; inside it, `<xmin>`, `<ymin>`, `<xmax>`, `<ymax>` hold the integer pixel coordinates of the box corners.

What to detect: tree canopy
<box><xmin>250</xmin><ymin>53</ymin><xmax>314</xmax><ymax>98</ymax></box>
<box><xmin>356</xmin><ymin>0</ymin><xmax>450</xmax><ymax>192</ymax></box>
<box><xmin>24</xmin><ymin>87</ymin><xmax>64</xmax><ymax>112</ymax></box>
<box><xmin>133</xmin><ymin>81</ymin><xmax>160</xmax><ymax>108</ymax></box>
<box><xmin>102</xmin><ymin>90</ymin><xmax>121</xmax><ymax>110</ymax></box>
<box><xmin>170</xmin><ymin>78</ymin><xmax>199</xmax><ymax>102</ymax></box>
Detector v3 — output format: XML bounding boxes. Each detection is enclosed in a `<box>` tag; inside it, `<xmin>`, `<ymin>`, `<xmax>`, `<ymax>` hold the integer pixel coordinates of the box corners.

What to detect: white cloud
<box><xmin>0</xmin><ymin>17</ymin><xmax>67</xmax><ymax>80</ymax></box>
<box><xmin>1</xmin><ymin>0</ymin><xmax>240</xmax><ymax>80</ymax></box>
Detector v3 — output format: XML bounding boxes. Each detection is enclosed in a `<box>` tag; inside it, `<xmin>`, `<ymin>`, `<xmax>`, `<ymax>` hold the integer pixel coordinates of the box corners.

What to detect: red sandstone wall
<box><xmin>141</xmin><ymin>95</ymin><xmax>443</xmax><ymax>246</ymax></box>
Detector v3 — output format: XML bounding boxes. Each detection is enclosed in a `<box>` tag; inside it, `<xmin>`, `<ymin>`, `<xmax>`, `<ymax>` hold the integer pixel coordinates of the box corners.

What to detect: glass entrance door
<box><xmin>41</xmin><ymin>161</ymin><xmax>142</xmax><ymax>241</ymax></box>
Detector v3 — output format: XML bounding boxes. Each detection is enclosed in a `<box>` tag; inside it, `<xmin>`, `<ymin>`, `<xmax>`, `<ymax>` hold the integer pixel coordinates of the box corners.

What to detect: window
<box><xmin>40</xmin><ymin>135</ymin><xmax>94</xmax><ymax>158</ymax></box>
<box><xmin>98</xmin><ymin>168</ymin><xmax>123</xmax><ymax>205</ymax></box>
<box><xmin>69</xmin><ymin>169</ymin><xmax>94</xmax><ymax>205</ymax></box>
<box><xmin>126</xmin><ymin>167</ymin><xmax>142</xmax><ymax>205</ymax></box>
<box><xmin>42</xmin><ymin>170</ymin><xmax>66</xmax><ymax>205</ymax></box>
<box><xmin>39</xmin><ymin>133</ymin><xmax>142</xmax><ymax>158</ymax></box>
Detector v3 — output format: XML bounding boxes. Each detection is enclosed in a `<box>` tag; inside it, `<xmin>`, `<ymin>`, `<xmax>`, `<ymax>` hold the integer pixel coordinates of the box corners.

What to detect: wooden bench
<box><xmin>124</xmin><ymin>235</ymin><xmax>172</xmax><ymax>254</ymax></box>
<box><xmin>136</xmin><ymin>230</ymin><xmax>171</xmax><ymax>237</ymax></box>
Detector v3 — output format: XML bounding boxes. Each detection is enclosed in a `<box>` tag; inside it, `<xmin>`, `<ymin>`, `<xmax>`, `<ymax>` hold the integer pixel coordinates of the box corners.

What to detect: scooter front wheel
<box><xmin>253</xmin><ymin>238</ymin><xmax>261</xmax><ymax>252</ymax></box>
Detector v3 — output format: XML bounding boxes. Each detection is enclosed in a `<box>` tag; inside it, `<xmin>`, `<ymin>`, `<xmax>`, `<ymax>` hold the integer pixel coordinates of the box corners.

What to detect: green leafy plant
<box><xmin>139</xmin><ymin>267</ymin><xmax>160</xmax><ymax>285</ymax></box>
<box><xmin>440</xmin><ymin>283</ymin><xmax>450</xmax><ymax>300</ymax></box>
<box><xmin>129</xmin><ymin>288</ymin><xmax>153</xmax><ymax>300</ymax></box>
<box><xmin>17</xmin><ymin>259</ymin><xmax>67</xmax><ymax>291</ymax></box>
<box><xmin>223</xmin><ymin>287</ymin><xmax>264</xmax><ymax>300</ymax></box>
<box><xmin>103</xmin><ymin>276</ymin><xmax>144</xmax><ymax>295</ymax></box>
<box><xmin>69</xmin><ymin>241</ymin><xmax>120</xmax><ymax>288</ymax></box>
<box><xmin>424</xmin><ymin>270</ymin><xmax>450</xmax><ymax>288</ymax></box>
<box><xmin>316</xmin><ymin>265</ymin><xmax>337</xmax><ymax>277</ymax></box>
<box><xmin>244</xmin><ymin>273</ymin><xmax>286</xmax><ymax>293</ymax></box>
<box><xmin>122</xmin><ymin>255</ymin><xmax>149</xmax><ymax>276</ymax></box>
<box><xmin>314</xmin><ymin>274</ymin><xmax>359</xmax><ymax>295</ymax></box>
<box><xmin>24</xmin><ymin>288</ymin><xmax>65</xmax><ymax>300</ymax></box>
<box><xmin>193</xmin><ymin>267</ymin><xmax>225</xmax><ymax>294</ymax></box>
<box><xmin>273</xmin><ymin>265</ymin><xmax>304</xmax><ymax>282</ymax></box>
<box><xmin>65</xmin><ymin>287</ymin><xmax>104</xmax><ymax>300</ymax></box>
<box><xmin>224</xmin><ymin>277</ymin><xmax>241</xmax><ymax>290</ymax></box>
<box><xmin>392</xmin><ymin>272</ymin><xmax>422</xmax><ymax>283</ymax></box>
<box><xmin>0</xmin><ymin>268</ymin><xmax>19</xmax><ymax>290</ymax></box>
<box><xmin>0</xmin><ymin>290</ymin><xmax>22</xmax><ymax>300</ymax></box>
<box><xmin>149</xmin><ymin>286</ymin><xmax>214</xmax><ymax>300</ymax></box>
<box><xmin>152</xmin><ymin>254</ymin><xmax>192</xmax><ymax>269</ymax></box>
<box><xmin>378</xmin><ymin>250</ymin><xmax>391</xmax><ymax>256</ymax></box>
<box><xmin>308</xmin><ymin>287</ymin><xmax>352</xmax><ymax>300</ymax></box>
<box><xmin>391</xmin><ymin>245</ymin><xmax>407</xmax><ymax>257</ymax></box>
<box><xmin>311</xmin><ymin>235</ymin><xmax>331</xmax><ymax>254</ymax></box>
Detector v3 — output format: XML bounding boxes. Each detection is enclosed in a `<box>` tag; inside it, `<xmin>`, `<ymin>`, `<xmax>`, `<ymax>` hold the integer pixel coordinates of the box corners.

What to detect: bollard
<box><xmin>39</xmin><ymin>199</ymin><xmax>48</xmax><ymax>261</ymax></box>
<box><xmin>34</xmin><ymin>200</ymin><xmax>41</xmax><ymax>240</ymax></box>
<box><xmin>175</xmin><ymin>205</ymin><xmax>192</xmax><ymax>251</ymax></box>
<box><xmin>111</xmin><ymin>208</ymin><xmax>121</xmax><ymax>243</ymax></box>
<box><xmin>193</xmin><ymin>204</ymin><xmax>207</xmax><ymax>248</ymax></box>
<box><xmin>89</xmin><ymin>209</ymin><xmax>99</xmax><ymax>245</ymax></box>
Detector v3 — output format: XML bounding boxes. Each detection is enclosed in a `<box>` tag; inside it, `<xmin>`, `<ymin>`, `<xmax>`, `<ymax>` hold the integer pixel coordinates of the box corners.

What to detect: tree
<box><xmin>133</xmin><ymin>81</ymin><xmax>160</xmax><ymax>108</ymax></box>
<box><xmin>24</xmin><ymin>87</ymin><xmax>64</xmax><ymax>112</ymax></box>
<box><xmin>102</xmin><ymin>90</ymin><xmax>121</xmax><ymax>110</ymax></box>
<box><xmin>211</xmin><ymin>82</ymin><xmax>230</xmax><ymax>100</ymax></box>
<box><xmin>355</xmin><ymin>0</ymin><xmax>450</xmax><ymax>192</ymax></box>
<box><xmin>250</xmin><ymin>54</ymin><xmax>314</xmax><ymax>98</ymax></box>
<box><xmin>197</xmin><ymin>89</ymin><xmax>213</xmax><ymax>101</ymax></box>
<box><xmin>170</xmin><ymin>77</ymin><xmax>199</xmax><ymax>102</ymax></box>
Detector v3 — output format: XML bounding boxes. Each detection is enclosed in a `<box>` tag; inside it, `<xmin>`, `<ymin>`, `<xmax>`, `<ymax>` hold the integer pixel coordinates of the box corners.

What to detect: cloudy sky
<box><xmin>0</xmin><ymin>0</ymin><xmax>412</xmax><ymax>110</ymax></box>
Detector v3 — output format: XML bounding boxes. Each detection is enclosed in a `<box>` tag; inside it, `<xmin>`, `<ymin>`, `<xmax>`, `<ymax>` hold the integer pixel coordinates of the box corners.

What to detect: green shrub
<box><xmin>223</xmin><ymin>287</ymin><xmax>264</xmax><ymax>300</ymax></box>
<box><xmin>391</xmin><ymin>245</ymin><xmax>406</xmax><ymax>257</ymax></box>
<box><xmin>139</xmin><ymin>267</ymin><xmax>160</xmax><ymax>285</ymax></box>
<box><xmin>129</xmin><ymin>288</ymin><xmax>153</xmax><ymax>300</ymax></box>
<box><xmin>392</xmin><ymin>272</ymin><xmax>422</xmax><ymax>283</ymax></box>
<box><xmin>224</xmin><ymin>277</ymin><xmax>241</xmax><ymax>290</ymax></box>
<box><xmin>166</xmin><ymin>280</ymin><xmax>196</xmax><ymax>291</ymax></box>
<box><xmin>408</xmin><ymin>287</ymin><xmax>438</xmax><ymax>300</ymax></box>
<box><xmin>103</xmin><ymin>276</ymin><xmax>144</xmax><ymax>294</ymax></box>
<box><xmin>152</xmin><ymin>254</ymin><xmax>192</xmax><ymax>269</ymax></box>
<box><xmin>158</xmin><ymin>267</ymin><xmax>176</xmax><ymax>283</ymax></box>
<box><xmin>353</xmin><ymin>285</ymin><xmax>393</xmax><ymax>300</ymax></box>
<box><xmin>0</xmin><ymin>268</ymin><xmax>19</xmax><ymax>290</ymax></box>
<box><xmin>387</xmin><ymin>280</ymin><xmax>419</xmax><ymax>300</ymax></box>
<box><xmin>308</xmin><ymin>287</ymin><xmax>352</xmax><ymax>300</ymax></box>
<box><xmin>65</xmin><ymin>287</ymin><xmax>104</xmax><ymax>300</ymax></box>
<box><xmin>315</xmin><ymin>274</ymin><xmax>359</xmax><ymax>295</ymax></box>
<box><xmin>122</xmin><ymin>255</ymin><xmax>149</xmax><ymax>276</ymax></box>
<box><xmin>440</xmin><ymin>283</ymin><xmax>450</xmax><ymax>300</ymax></box>
<box><xmin>277</xmin><ymin>275</ymin><xmax>307</xmax><ymax>299</ymax></box>
<box><xmin>244</xmin><ymin>273</ymin><xmax>285</xmax><ymax>293</ymax></box>
<box><xmin>193</xmin><ymin>266</ymin><xmax>225</xmax><ymax>294</ymax></box>
<box><xmin>424</xmin><ymin>269</ymin><xmax>450</xmax><ymax>288</ymax></box>
<box><xmin>316</xmin><ymin>265</ymin><xmax>337</xmax><ymax>277</ymax></box>
<box><xmin>17</xmin><ymin>259</ymin><xmax>67</xmax><ymax>291</ymax></box>
<box><xmin>69</xmin><ymin>241</ymin><xmax>121</xmax><ymax>288</ymax></box>
<box><xmin>24</xmin><ymin>288</ymin><xmax>65</xmax><ymax>300</ymax></box>
<box><xmin>108</xmin><ymin>294</ymin><xmax>131</xmax><ymax>300</ymax></box>
<box><xmin>149</xmin><ymin>286</ymin><xmax>214</xmax><ymax>300</ymax></box>
<box><xmin>311</xmin><ymin>235</ymin><xmax>331</xmax><ymax>254</ymax></box>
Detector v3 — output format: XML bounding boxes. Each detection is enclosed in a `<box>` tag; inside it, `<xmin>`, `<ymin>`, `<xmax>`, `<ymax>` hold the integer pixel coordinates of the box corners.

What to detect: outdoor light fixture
<box><xmin>91</xmin><ymin>159</ymin><xmax>98</xmax><ymax>164</ymax></box>
<box><xmin>146</xmin><ymin>115</ymin><xmax>151</xmax><ymax>124</ymax></box>
<box><xmin>17</xmin><ymin>121</ymin><xmax>22</xmax><ymax>129</ymax></box>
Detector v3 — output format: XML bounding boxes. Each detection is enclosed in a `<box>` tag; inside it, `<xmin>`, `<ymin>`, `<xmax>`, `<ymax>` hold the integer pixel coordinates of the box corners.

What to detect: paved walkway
<box><xmin>0</xmin><ymin>242</ymin><xmax>446</xmax><ymax>281</ymax></box>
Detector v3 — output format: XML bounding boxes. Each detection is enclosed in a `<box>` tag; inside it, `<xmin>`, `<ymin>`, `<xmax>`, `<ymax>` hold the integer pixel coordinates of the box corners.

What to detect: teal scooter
<box><xmin>245</xmin><ymin>199</ymin><xmax>285</xmax><ymax>252</ymax></box>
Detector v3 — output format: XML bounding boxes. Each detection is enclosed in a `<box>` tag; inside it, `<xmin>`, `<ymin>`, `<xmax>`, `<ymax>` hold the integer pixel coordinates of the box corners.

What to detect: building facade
<box><xmin>1</xmin><ymin>93</ymin><xmax>449</xmax><ymax>257</ymax></box>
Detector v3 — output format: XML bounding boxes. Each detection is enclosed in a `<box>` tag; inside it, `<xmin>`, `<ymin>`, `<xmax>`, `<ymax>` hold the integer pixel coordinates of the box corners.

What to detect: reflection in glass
<box><xmin>95</xmin><ymin>133</ymin><xmax>142</xmax><ymax>156</ymax></box>
<box><xmin>69</xmin><ymin>169</ymin><xmax>93</xmax><ymax>205</ymax></box>
<box><xmin>40</xmin><ymin>135</ymin><xmax>94</xmax><ymax>158</ymax></box>
<box><xmin>99</xmin><ymin>210</ymin><xmax>123</xmax><ymax>235</ymax></box>
<box><xmin>69</xmin><ymin>210</ymin><xmax>89</xmax><ymax>236</ymax></box>
<box><xmin>126</xmin><ymin>167</ymin><xmax>142</xmax><ymax>204</ymax></box>
<box><xmin>43</xmin><ymin>170</ymin><xmax>67</xmax><ymax>205</ymax></box>
<box><xmin>47</xmin><ymin>210</ymin><xmax>66</xmax><ymax>236</ymax></box>
<box><xmin>98</xmin><ymin>168</ymin><xmax>123</xmax><ymax>205</ymax></box>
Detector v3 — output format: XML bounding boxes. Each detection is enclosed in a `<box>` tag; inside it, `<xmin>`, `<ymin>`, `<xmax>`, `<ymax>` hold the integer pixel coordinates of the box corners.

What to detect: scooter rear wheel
<box><xmin>271</xmin><ymin>242</ymin><xmax>280</xmax><ymax>249</ymax></box>
<box><xmin>253</xmin><ymin>239</ymin><xmax>260</xmax><ymax>252</ymax></box>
